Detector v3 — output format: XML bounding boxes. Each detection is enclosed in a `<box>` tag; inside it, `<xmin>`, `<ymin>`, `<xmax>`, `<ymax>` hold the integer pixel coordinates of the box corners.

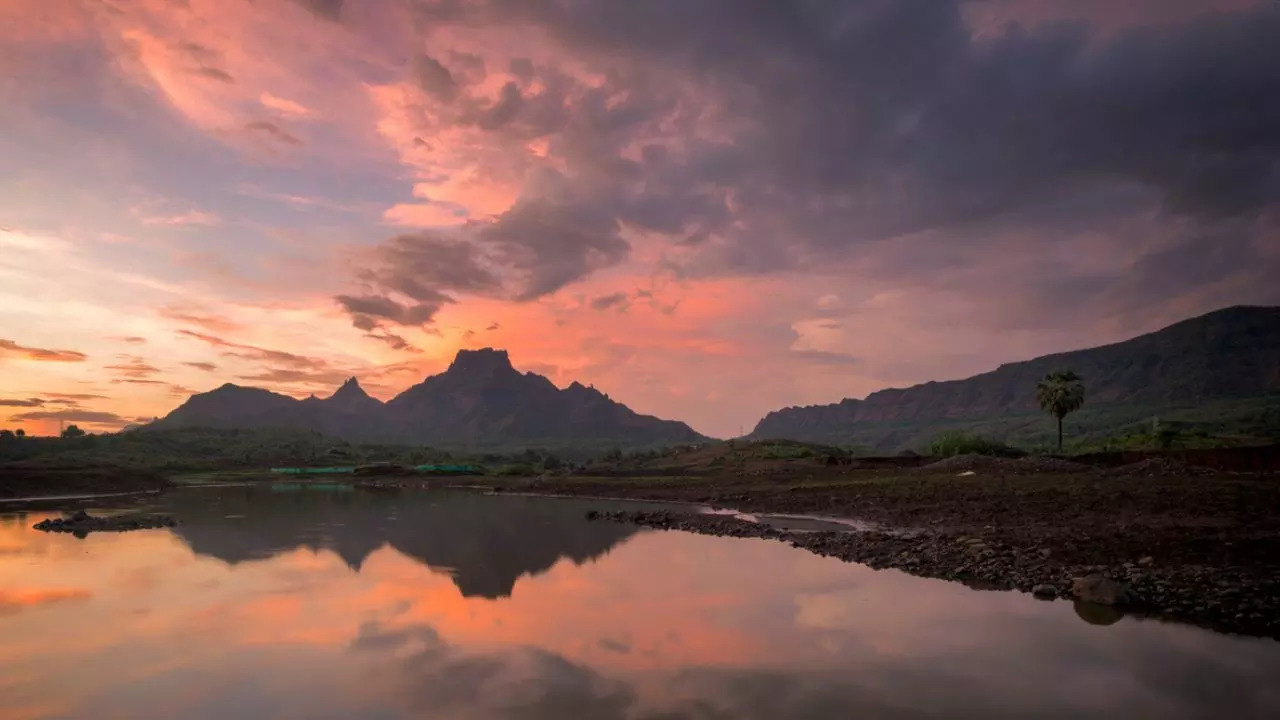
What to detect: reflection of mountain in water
<box><xmin>166</xmin><ymin>487</ymin><xmax>641</xmax><ymax>599</ymax></box>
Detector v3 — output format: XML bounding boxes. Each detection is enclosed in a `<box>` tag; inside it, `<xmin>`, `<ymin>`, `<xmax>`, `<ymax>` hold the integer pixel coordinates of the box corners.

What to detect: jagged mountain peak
<box><xmin>325</xmin><ymin>375</ymin><xmax>382</xmax><ymax>411</ymax></box>
<box><xmin>330</xmin><ymin>376</ymin><xmax>370</xmax><ymax>399</ymax></box>
<box><xmin>447</xmin><ymin>347</ymin><xmax>515</xmax><ymax>374</ymax></box>
<box><xmin>156</xmin><ymin>346</ymin><xmax>704</xmax><ymax>448</ymax></box>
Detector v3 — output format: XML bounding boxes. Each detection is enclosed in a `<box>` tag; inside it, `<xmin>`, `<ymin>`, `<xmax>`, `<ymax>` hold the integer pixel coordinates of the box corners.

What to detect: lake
<box><xmin>1</xmin><ymin>485</ymin><xmax>1277</xmax><ymax>719</ymax></box>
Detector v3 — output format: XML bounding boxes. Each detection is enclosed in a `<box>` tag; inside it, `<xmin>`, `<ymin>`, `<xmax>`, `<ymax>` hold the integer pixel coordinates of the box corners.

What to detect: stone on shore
<box><xmin>1032</xmin><ymin>584</ymin><xmax>1057</xmax><ymax>599</ymax></box>
<box><xmin>1071</xmin><ymin>574</ymin><xmax>1137</xmax><ymax>606</ymax></box>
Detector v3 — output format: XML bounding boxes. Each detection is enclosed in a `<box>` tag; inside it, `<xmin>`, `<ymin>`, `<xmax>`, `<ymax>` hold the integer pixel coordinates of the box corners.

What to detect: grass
<box><xmin>755</xmin><ymin>394</ymin><xmax>1280</xmax><ymax>455</ymax></box>
<box><xmin>925</xmin><ymin>431</ymin><xmax>1021</xmax><ymax>458</ymax></box>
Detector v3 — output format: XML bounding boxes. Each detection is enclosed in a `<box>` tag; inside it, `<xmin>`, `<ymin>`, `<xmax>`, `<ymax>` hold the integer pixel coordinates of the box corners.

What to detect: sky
<box><xmin>1</xmin><ymin>0</ymin><xmax>1278</xmax><ymax>438</ymax></box>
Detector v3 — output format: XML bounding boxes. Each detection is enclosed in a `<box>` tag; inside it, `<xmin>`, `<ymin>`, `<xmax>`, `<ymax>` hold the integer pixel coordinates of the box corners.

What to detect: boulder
<box><xmin>1071</xmin><ymin>574</ymin><xmax>1138</xmax><ymax>606</ymax></box>
<box><xmin>1032</xmin><ymin>584</ymin><xmax>1057</xmax><ymax>599</ymax></box>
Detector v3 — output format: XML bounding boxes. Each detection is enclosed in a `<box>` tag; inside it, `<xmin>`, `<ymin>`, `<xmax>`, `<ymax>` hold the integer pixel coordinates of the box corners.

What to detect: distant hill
<box><xmin>749</xmin><ymin>306</ymin><xmax>1280</xmax><ymax>451</ymax></box>
<box><xmin>154</xmin><ymin>348</ymin><xmax>705</xmax><ymax>450</ymax></box>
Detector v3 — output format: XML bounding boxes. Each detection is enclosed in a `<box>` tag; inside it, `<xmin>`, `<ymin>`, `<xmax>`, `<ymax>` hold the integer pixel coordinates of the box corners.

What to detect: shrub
<box><xmin>926</xmin><ymin>431</ymin><xmax>1021</xmax><ymax>458</ymax></box>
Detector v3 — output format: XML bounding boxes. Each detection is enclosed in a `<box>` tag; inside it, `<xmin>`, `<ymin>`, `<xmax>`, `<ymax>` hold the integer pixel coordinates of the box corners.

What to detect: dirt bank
<box><xmin>494</xmin><ymin>458</ymin><xmax>1280</xmax><ymax>639</ymax></box>
<box><xmin>0</xmin><ymin>465</ymin><xmax>172</xmax><ymax>500</ymax></box>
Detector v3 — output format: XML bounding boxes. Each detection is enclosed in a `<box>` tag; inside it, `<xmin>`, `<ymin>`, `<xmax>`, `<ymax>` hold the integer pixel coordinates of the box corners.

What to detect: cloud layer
<box><xmin>1</xmin><ymin>0</ymin><xmax>1277</xmax><ymax>436</ymax></box>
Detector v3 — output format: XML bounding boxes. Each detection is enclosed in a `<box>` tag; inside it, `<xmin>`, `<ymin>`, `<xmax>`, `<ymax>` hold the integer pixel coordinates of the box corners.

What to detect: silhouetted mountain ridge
<box><xmin>155</xmin><ymin>348</ymin><xmax>704</xmax><ymax>448</ymax></box>
<box><xmin>750</xmin><ymin>305</ymin><xmax>1280</xmax><ymax>449</ymax></box>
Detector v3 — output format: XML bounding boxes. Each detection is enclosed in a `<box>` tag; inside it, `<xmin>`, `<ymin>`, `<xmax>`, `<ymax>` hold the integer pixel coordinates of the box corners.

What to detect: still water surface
<box><xmin>1</xmin><ymin>485</ymin><xmax>1277</xmax><ymax>719</ymax></box>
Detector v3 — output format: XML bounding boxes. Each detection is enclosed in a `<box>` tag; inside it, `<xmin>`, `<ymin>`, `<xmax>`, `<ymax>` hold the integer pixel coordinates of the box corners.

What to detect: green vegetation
<box><xmin>0</xmin><ymin>427</ymin><xmax>599</xmax><ymax>480</ymax></box>
<box><xmin>1036</xmin><ymin>369</ymin><xmax>1086</xmax><ymax>451</ymax></box>
<box><xmin>768</xmin><ymin>395</ymin><xmax>1280</xmax><ymax>456</ymax></box>
<box><xmin>757</xmin><ymin>442</ymin><xmax>825</xmax><ymax>459</ymax></box>
<box><xmin>0</xmin><ymin>427</ymin><xmax>465</xmax><ymax>472</ymax></box>
<box><xmin>926</xmin><ymin>431</ymin><xmax>1021</xmax><ymax>458</ymax></box>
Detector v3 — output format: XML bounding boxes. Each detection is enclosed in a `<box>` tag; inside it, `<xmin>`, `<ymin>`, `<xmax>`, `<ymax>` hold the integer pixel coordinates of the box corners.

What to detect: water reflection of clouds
<box><xmin>0</xmin><ymin>587</ymin><xmax>91</xmax><ymax>616</ymax></box>
<box><xmin>2</xmin><ymin>493</ymin><xmax>1280</xmax><ymax>719</ymax></box>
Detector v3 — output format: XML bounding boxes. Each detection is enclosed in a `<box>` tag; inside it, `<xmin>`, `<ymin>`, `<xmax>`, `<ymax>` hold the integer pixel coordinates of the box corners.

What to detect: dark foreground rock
<box><xmin>589</xmin><ymin>510</ymin><xmax>1280</xmax><ymax>639</ymax></box>
<box><xmin>34</xmin><ymin>509</ymin><xmax>177</xmax><ymax>535</ymax></box>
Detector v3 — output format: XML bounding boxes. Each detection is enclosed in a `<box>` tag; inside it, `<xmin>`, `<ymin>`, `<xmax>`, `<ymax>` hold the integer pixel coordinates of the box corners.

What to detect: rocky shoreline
<box><xmin>587</xmin><ymin>509</ymin><xmax>1280</xmax><ymax>639</ymax></box>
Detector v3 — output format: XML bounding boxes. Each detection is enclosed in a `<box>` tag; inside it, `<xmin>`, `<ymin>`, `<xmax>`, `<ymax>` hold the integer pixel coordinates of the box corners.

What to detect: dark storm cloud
<box><xmin>364</xmin><ymin>329</ymin><xmax>421</xmax><ymax>353</ymax></box>
<box><xmin>393</xmin><ymin>0</ymin><xmax>1279</xmax><ymax>319</ymax></box>
<box><xmin>335</xmin><ymin>234</ymin><xmax>500</xmax><ymax>333</ymax></box>
<box><xmin>237</xmin><ymin>368</ymin><xmax>354</xmax><ymax>386</ymax></box>
<box><xmin>245</xmin><ymin>120</ymin><xmax>302</xmax><ymax>146</ymax></box>
<box><xmin>792</xmin><ymin>350</ymin><xmax>864</xmax><ymax>367</ymax></box>
<box><xmin>192</xmin><ymin>66</ymin><xmax>235</xmax><ymax>83</ymax></box>
<box><xmin>479</xmin><ymin>191</ymin><xmax>629</xmax><ymax>301</ymax></box>
<box><xmin>358</xmin><ymin>233</ymin><xmax>500</xmax><ymax>300</ymax></box>
<box><xmin>0</xmin><ymin>398</ymin><xmax>44</xmax><ymax>408</ymax></box>
<box><xmin>10</xmin><ymin>409</ymin><xmax>126</xmax><ymax>425</ymax></box>
<box><xmin>335</xmin><ymin>294</ymin><xmax>444</xmax><ymax>327</ymax></box>
<box><xmin>412</xmin><ymin>54</ymin><xmax>459</xmax><ymax>102</ymax></box>
<box><xmin>509</xmin><ymin>57</ymin><xmax>534</xmax><ymax>83</ymax></box>
<box><xmin>178</xmin><ymin>41</ymin><xmax>236</xmax><ymax>83</ymax></box>
<box><xmin>476</xmin><ymin>81</ymin><xmax>524</xmax><ymax>130</ymax></box>
<box><xmin>41</xmin><ymin>393</ymin><xmax>108</xmax><ymax>402</ymax></box>
<box><xmin>176</xmin><ymin>330</ymin><xmax>328</xmax><ymax>369</ymax></box>
<box><xmin>590</xmin><ymin>292</ymin><xmax>629</xmax><ymax>311</ymax></box>
<box><xmin>296</xmin><ymin>0</ymin><xmax>343</xmax><ymax>22</ymax></box>
<box><xmin>105</xmin><ymin>356</ymin><xmax>162</xmax><ymax>379</ymax></box>
<box><xmin>0</xmin><ymin>339</ymin><xmax>87</xmax><ymax>362</ymax></box>
<box><xmin>343</xmin><ymin>168</ymin><xmax>635</xmax><ymax>322</ymax></box>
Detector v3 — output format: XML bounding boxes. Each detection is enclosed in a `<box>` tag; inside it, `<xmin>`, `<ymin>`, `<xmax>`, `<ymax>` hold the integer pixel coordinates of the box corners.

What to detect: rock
<box><xmin>1071</xmin><ymin>574</ymin><xmax>1138</xmax><ymax>606</ymax></box>
<box><xmin>584</xmin><ymin>510</ymin><xmax>599</xmax><ymax>521</ymax></box>
<box><xmin>33</xmin><ymin>511</ymin><xmax>177</xmax><ymax>535</ymax></box>
<box><xmin>1039</xmin><ymin>548</ymin><xmax>1052</xmax><ymax>559</ymax></box>
<box><xmin>1032</xmin><ymin>584</ymin><xmax>1057</xmax><ymax>599</ymax></box>
<box><xmin>1138</xmin><ymin>556</ymin><xmax>1154</xmax><ymax>567</ymax></box>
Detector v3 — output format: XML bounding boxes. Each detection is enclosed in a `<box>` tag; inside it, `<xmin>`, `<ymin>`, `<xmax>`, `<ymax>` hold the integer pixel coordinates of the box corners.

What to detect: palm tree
<box><xmin>1036</xmin><ymin>370</ymin><xmax>1085</xmax><ymax>452</ymax></box>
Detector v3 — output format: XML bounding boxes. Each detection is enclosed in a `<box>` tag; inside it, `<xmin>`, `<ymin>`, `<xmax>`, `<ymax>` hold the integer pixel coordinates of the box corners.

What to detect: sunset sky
<box><xmin>2</xmin><ymin>0</ymin><xmax>1278</xmax><ymax>437</ymax></box>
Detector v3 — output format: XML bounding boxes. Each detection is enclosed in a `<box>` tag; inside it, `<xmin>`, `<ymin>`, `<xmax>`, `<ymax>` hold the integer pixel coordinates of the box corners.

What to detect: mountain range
<box><xmin>153</xmin><ymin>306</ymin><xmax>1280</xmax><ymax>452</ymax></box>
<box><xmin>155</xmin><ymin>348</ymin><xmax>705</xmax><ymax>449</ymax></box>
<box><xmin>750</xmin><ymin>305</ymin><xmax>1280</xmax><ymax>450</ymax></box>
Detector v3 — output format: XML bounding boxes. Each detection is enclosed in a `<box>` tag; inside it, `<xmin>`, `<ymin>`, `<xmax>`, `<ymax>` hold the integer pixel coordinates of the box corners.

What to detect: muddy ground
<box><xmin>489</xmin><ymin>456</ymin><xmax>1280</xmax><ymax>639</ymax></box>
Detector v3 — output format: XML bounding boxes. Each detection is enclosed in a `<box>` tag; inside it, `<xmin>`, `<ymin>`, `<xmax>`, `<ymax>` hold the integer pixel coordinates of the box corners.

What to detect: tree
<box><xmin>15</xmin><ymin>429</ymin><xmax>24</xmax><ymax>438</ymax></box>
<box><xmin>1036</xmin><ymin>370</ymin><xmax>1086</xmax><ymax>452</ymax></box>
<box><xmin>0</xmin><ymin>429</ymin><xmax>13</xmax><ymax>441</ymax></box>
<box><xmin>61</xmin><ymin>424</ymin><xmax>86</xmax><ymax>439</ymax></box>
